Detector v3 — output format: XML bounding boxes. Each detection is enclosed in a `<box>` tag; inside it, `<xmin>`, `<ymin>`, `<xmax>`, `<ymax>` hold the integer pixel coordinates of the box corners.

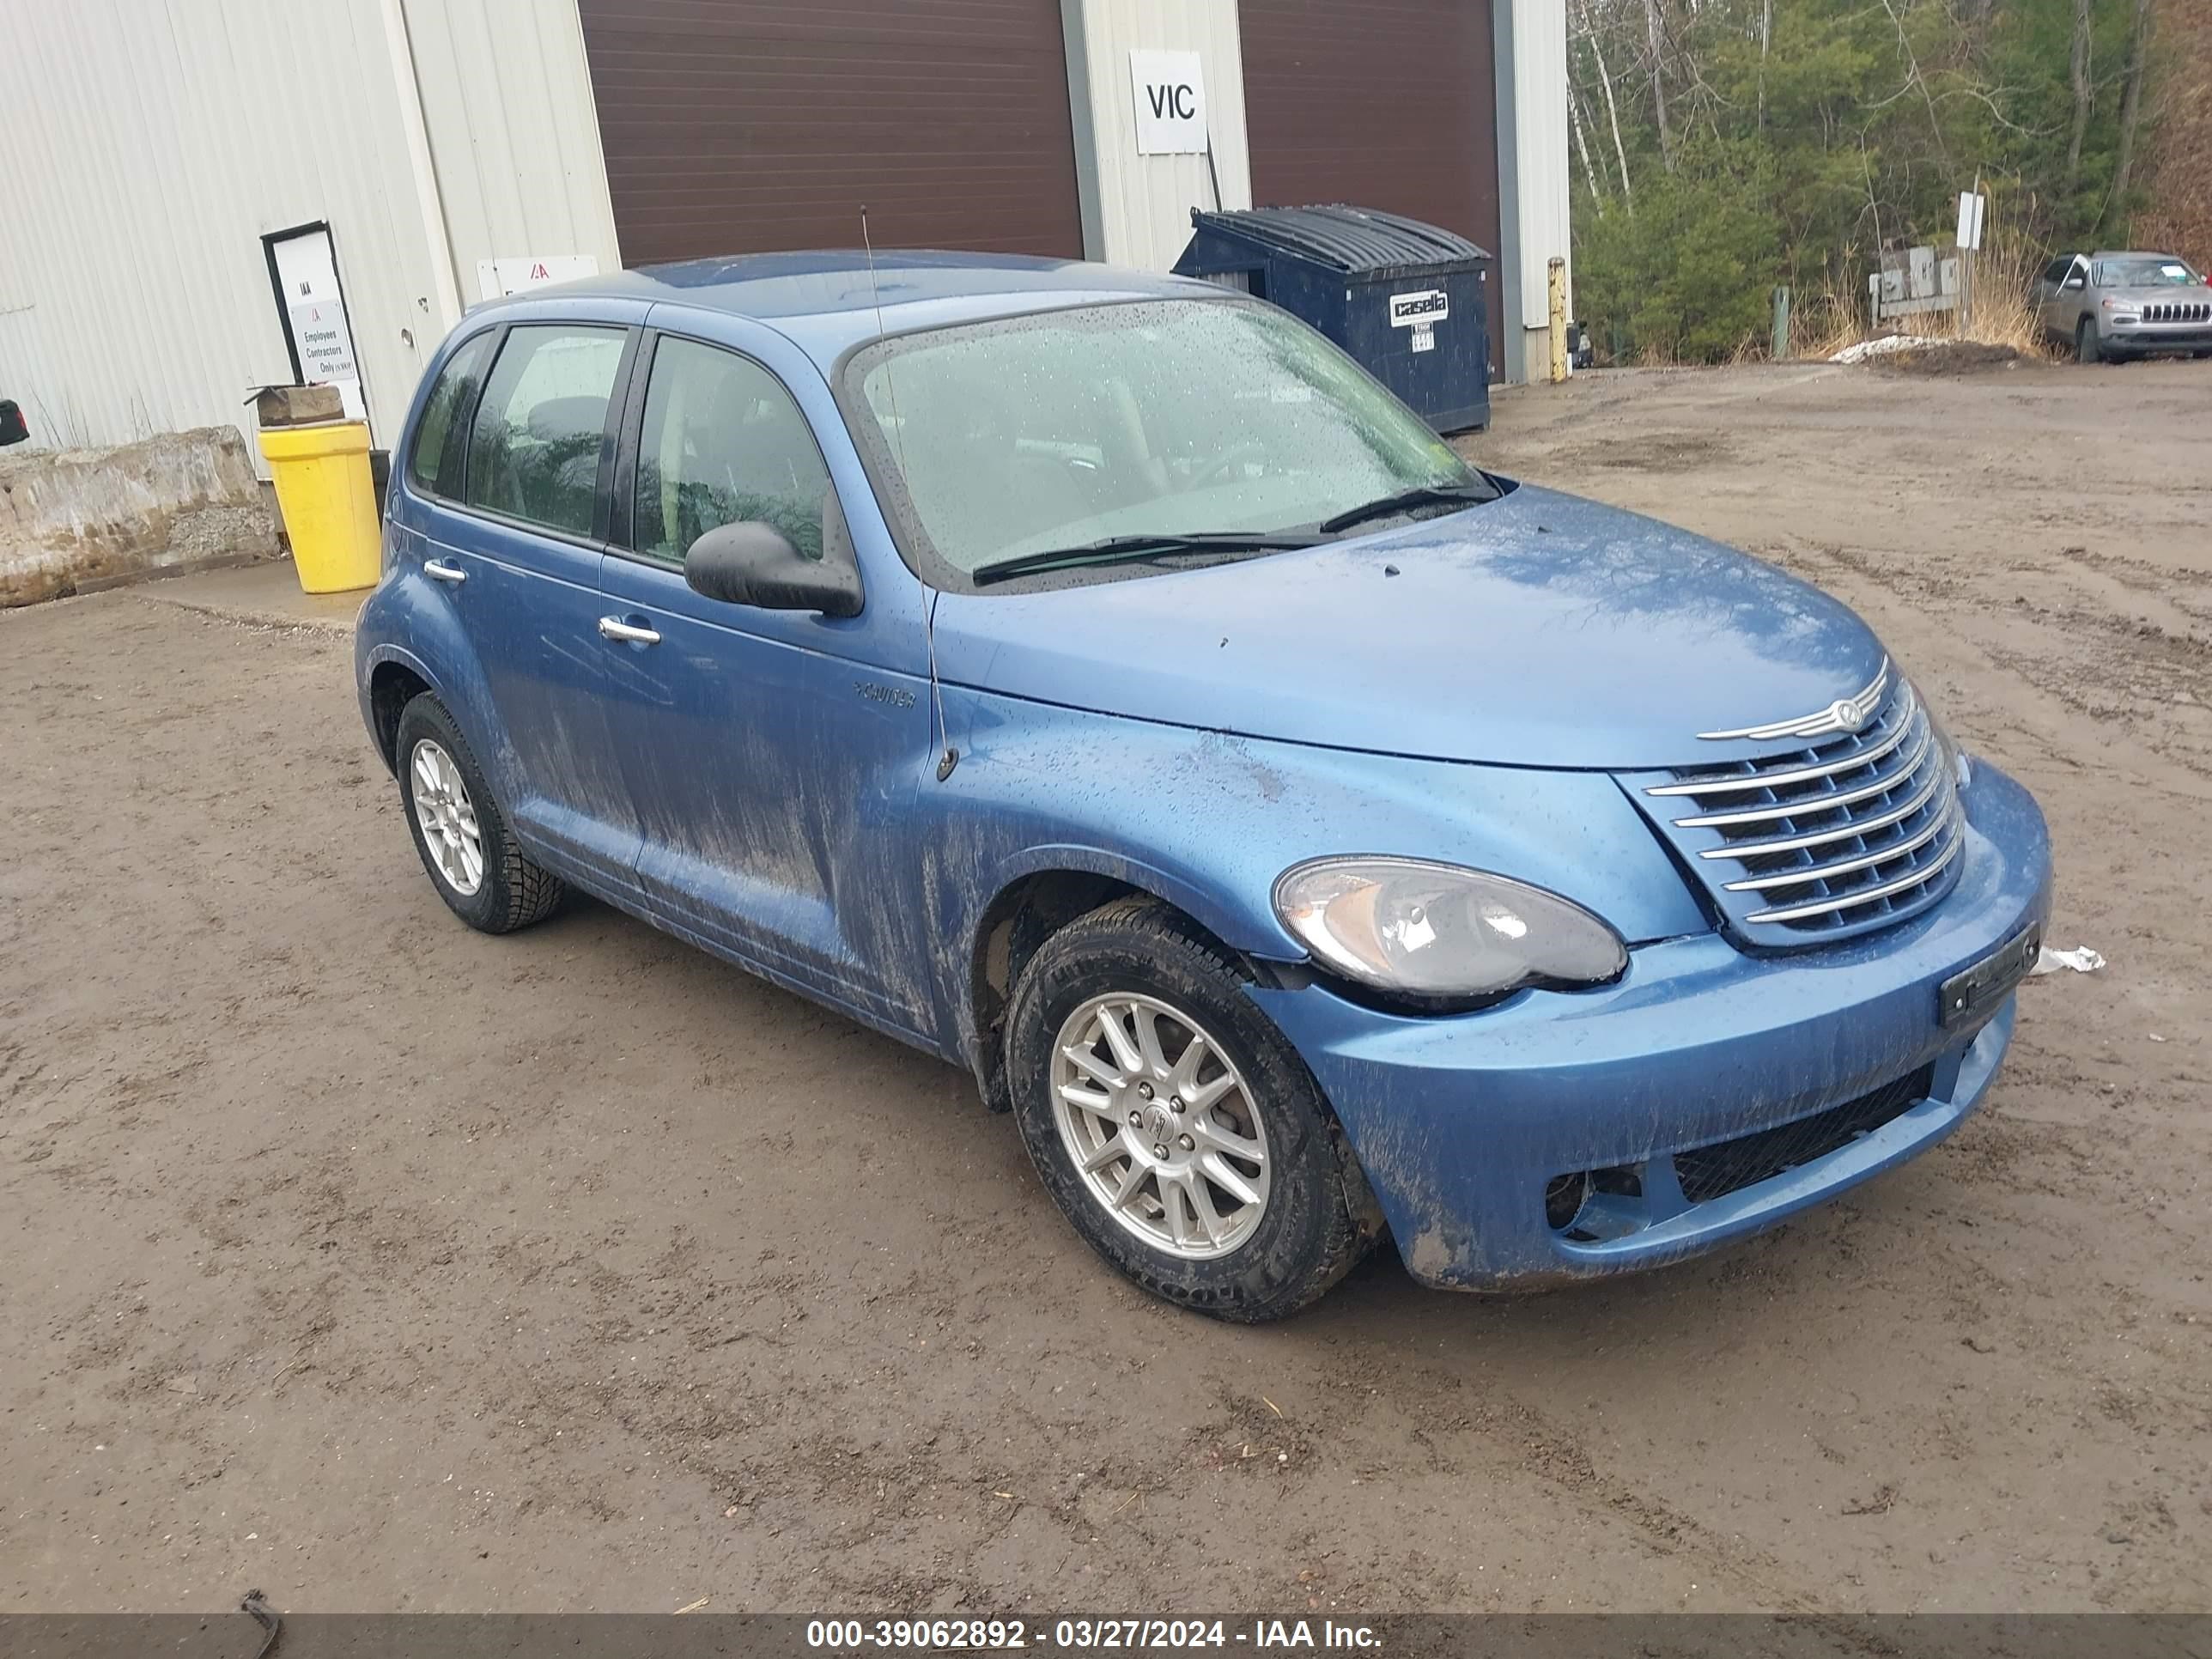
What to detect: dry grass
<box><xmin>1793</xmin><ymin>204</ymin><xmax>2065</xmax><ymax>364</ymax></box>
<box><xmin>1791</xmin><ymin>283</ymin><xmax>1872</xmax><ymax>361</ymax></box>
<box><xmin>1942</xmin><ymin>233</ymin><xmax>2063</xmax><ymax>361</ymax></box>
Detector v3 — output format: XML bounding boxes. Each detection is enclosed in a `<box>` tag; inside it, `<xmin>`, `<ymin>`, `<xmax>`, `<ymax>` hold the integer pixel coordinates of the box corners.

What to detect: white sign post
<box><xmin>1954</xmin><ymin>187</ymin><xmax>1987</xmax><ymax>329</ymax></box>
<box><xmin>1129</xmin><ymin>50</ymin><xmax>1207</xmax><ymax>155</ymax></box>
<box><xmin>1955</xmin><ymin>191</ymin><xmax>1986</xmax><ymax>252</ymax></box>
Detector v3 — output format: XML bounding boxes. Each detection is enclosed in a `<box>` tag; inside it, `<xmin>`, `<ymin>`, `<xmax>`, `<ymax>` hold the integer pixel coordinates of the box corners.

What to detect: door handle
<box><xmin>598</xmin><ymin>616</ymin><xmax>662</xmax><ymax>645</ymax></box>
<box><xmin>423</xmin><ymin>559</ymin><xmax>466</xmax><ymax>585</ymax></box>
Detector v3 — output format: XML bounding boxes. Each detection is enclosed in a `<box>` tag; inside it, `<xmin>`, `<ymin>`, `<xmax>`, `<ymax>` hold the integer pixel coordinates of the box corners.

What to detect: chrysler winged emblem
<box><xmin>1698</xmin><ymin>659</ymin><xmax>1890</xmax><ymax>742</ymax></box>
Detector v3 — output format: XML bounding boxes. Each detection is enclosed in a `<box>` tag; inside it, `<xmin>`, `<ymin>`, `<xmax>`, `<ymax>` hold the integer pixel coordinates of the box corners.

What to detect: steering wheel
<box><xmin>1187</xmin><ymin>440</ymin><xmax>1270</xmax><ymax>492</ymax></box>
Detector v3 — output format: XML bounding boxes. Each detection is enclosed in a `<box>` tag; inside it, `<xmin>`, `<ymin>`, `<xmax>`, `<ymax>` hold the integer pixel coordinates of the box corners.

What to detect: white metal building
<box><xmin>0</xmin><ymin>0</ymin><xmax>1571</xmax><ymax>468</ymax></box>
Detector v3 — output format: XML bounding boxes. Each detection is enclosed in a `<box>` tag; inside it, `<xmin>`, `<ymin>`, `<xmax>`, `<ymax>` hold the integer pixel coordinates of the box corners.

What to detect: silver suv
<box><xmin>2035</xmin><ymin>250</ymin><xmax>2212</xmax><ymax>363</ymax></box>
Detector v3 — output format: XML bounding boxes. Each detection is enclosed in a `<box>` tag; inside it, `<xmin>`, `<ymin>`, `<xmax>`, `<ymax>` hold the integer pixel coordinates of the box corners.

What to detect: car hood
<box><xmin>2107</xmin><ymin>281</ymin><xmax>2212</xmax><ymax>303</ymax></box>
<box><xmin>932</xmin><ymin>483</ymin><xmax>1889</xmax><ymax>770</ymax></box>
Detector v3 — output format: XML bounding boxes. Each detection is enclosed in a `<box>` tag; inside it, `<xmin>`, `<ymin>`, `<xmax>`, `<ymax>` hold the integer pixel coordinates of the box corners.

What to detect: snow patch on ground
<box><xmin>1830</xmin><ymin>334</ymin><xmax>1942</xmax><ymax>364</ymax></box>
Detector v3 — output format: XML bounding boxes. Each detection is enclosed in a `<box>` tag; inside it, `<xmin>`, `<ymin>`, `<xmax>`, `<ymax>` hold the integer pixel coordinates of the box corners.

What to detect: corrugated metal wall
<box><xmin>0</xmin><ymin>0</ymin><xmax>1562</xmax><ymax>451</ymax></box>
<box><xmin>0</xmin><ymin>0</ymin><xmax>442</xmax><ymax>452</ymax></box>
<box><xmin>0</xmin><ymin>0</ymin><xmax>619</xmax><ymax>460</ymax></box>
<box><xmin>1061</xmin><ymin>0</ymin><xmax>1254</xmax><ymax>271</ymax></box>
<box><xmin>1493</xmin><ymin>0</ymin><xmax>1571</xmax><ymax>382</ymax></box>
<box><xmin>404</xmin><ymin>0</ymin><xmax>621</xmax><ymax>301</ymax></box>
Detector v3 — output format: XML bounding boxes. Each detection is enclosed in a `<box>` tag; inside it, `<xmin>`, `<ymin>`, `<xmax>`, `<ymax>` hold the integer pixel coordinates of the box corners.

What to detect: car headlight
<box><xmin>1272</xmin><ymin>857</ymin><xmax>1627</xmax><ymax>1006</ymax></box>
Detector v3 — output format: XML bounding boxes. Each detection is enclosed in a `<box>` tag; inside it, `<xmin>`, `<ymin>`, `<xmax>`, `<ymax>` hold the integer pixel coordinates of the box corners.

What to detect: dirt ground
<box><xmin>3</xmin><ymin>358</ymin><xmax>2209</xmax><ymax>1618</ymax></box>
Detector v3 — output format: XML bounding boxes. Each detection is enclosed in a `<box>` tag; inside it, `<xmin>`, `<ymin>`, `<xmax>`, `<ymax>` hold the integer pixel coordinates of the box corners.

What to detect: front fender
<box><xmin>917</xmin><ymin>687</ymin><xmax>1710</xmax><ymax>1061</ymax></box>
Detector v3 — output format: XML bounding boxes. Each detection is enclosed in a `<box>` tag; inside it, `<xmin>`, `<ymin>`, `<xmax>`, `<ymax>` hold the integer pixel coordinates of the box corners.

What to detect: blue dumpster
<box><xmin>1174</xmin><ymin>204</ymin><xmax>1492</xmax><ymax>433</ymax></box>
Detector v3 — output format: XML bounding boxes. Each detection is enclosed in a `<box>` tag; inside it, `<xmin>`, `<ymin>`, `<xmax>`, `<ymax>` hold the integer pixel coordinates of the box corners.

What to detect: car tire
<box><xmin>1004</xmin><ymin>895</ymin><xmax>1381</xmax><ymax>1322</ymax></box>
<box><xmin>394</xmin><ymin>692</ymin><xmax>566</xmax><ymax>934</ymax></box>
<box><xmin>2075</xmin><ymin>316</ymin><xmax>2104</xmax><ymax>364</ymax></box>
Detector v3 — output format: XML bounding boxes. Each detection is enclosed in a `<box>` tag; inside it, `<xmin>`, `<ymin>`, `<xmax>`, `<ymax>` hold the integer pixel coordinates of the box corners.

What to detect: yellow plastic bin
<box><xmin>259</xmin><ymin>419</ymin><xmax>382</xmax><ymax>593</ymax></box>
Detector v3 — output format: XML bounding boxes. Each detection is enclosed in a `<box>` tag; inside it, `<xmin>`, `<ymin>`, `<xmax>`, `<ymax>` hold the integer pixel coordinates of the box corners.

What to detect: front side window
<box><xmin>408</xmin><ymin>331</ymin><xmax>495</xmax><ymax>498</ymax></box>
<box><xmin>633</xmin><ymin>337</ymin><xmax>831</xmax><ymax>563</ymax></box>
<box><xmin>465</xmin><ymin>325</ymin><xmax>627</xmax><ymax>538</ymax></box>
<box><xmin>2039</xmin><ymin>258</ymin><xmax>2075</xmax><ymax>287</ymax></box>
<box><xmin>841</xmin><ymin>298</ymin><xmax>1483</xmax><ymax>586</ymax></box>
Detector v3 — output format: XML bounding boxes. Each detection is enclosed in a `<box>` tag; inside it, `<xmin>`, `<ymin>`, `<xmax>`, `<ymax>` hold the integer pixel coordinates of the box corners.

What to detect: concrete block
<box><xmin>252</xmin><ymin>384</ymin><xmax>345</xmax><ymax>427</ymax></box>
<box><xmin>0</xmin><ymin>426</ymin><xmax>282</xmax><ymax>608</ymax></box>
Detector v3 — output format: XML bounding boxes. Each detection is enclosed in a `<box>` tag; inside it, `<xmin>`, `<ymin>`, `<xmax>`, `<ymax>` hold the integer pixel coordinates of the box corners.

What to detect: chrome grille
<box><xmin>2142</xmin><ymin>301</ymin><xmax>2210</xmax><ymax>323</ymax></box>
<box><xmin>1622</xmin><ymin>678</ymin><xmax>1966</xmax><ymax>944</ymax></box>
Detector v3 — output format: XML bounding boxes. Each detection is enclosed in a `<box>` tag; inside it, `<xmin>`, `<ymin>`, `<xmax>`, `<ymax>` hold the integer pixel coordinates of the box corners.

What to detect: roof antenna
<box><xmin>862</xmin><ymin>204</ymin><xmax>958</xmax><ymax>783</ymax></box>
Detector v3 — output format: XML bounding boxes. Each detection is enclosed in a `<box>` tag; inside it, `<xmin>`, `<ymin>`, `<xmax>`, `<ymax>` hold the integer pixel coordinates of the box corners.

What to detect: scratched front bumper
<box><xmin>1250</xmin><ymin>763</ymin><xmax>2051</xmax><ymax>1290</ymax></box>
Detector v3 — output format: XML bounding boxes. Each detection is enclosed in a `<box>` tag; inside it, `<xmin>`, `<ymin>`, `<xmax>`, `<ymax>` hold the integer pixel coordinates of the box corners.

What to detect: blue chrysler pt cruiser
<box><xmin>355</xmin><ymin>252</ymin><xmax>2051</xmax><ymax>1321</ymax></box>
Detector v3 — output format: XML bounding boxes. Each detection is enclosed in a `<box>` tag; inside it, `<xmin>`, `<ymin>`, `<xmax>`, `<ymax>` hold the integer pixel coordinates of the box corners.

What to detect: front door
<box><xmin>2039</xmin><ymin>256</ymin><xmax>2086</xmax><ymax>337</ymax></box>
<box><xmin>596</xmin><ymin>329</ymin><xmax>933</xmax><ymax>1030</ymax></box>
<box><xmin>427</xmin><ymin>316</ymin><xmax>644</xmax><ymax>883</ymax></box>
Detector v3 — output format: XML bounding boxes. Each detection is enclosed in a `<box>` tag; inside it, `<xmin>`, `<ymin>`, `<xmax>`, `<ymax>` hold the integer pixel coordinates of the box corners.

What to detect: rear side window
<box><xmin>465</xmin><ymin>325</ymin><xmax>627</xmax><ymax>538</ymax></box>
<box><xmin>633</xmin><ymin>337</ymin><xmax>832</xmax><ymax>563</ymax></box>
<box><xmin>407</xmin><ymin>332</ymin><xmax>494</xmax><ymax>498</ymax></box>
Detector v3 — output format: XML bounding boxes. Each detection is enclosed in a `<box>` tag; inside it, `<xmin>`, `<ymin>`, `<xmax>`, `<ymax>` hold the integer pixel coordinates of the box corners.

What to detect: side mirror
<box><xmin>2063</xmin><ymin>274</ymin><xmax>2086</xmax><ymax>290</ymax></box>
<box><xmin>684</xmin><ymin>520</ymin><xmax>861</xmax><ymax>617</ymax></box>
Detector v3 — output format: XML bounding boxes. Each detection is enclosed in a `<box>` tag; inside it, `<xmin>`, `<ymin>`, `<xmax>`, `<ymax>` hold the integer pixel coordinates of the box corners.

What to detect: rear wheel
<box><xmin>1004</xmin><ymin>896</ymin><xmax>1380</xmax><ymax>1322</ymax></box>
<box><xmin>395</xmin><ymin>693</ymin><xmax>565</xmax><ymax>933</ymax></box>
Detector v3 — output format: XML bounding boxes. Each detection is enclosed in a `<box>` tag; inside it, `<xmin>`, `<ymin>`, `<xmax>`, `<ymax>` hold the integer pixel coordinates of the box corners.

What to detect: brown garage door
<box><xmin>1239</xmin><ymin>0</ymin><xmax>1503</xmax><ymax>373</ymax></box>
<box><xmin>579</xmin><ymin>1</ymin><xmax>1085</xmax><ymax>266</ymax></box>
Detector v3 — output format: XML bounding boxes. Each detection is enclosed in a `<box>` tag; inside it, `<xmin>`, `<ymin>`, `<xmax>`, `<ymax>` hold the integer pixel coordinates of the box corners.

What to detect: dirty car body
<box><xmin>355</xmin><ymin>252</ymin><xmax>2051</xmax><ymax>1312</ymax></box>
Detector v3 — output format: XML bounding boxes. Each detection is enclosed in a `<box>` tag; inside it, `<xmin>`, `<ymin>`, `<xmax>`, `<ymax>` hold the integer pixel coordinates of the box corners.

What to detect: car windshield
<box><xmin>842</xmin><ymin>298</ymin><xmax>1488</xmax><ymax>584</ymax></box>
<box><xmin>2094</xmin><ymin>257</ymin><xmax>2202</xmax><ymax>287</ymax></box>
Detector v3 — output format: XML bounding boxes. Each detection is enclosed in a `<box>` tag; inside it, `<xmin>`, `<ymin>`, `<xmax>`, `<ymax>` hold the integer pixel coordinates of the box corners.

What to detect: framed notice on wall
<box><xmin>261</xmin><ymin>221</ymin><xmax>367</xmax><ymax>427</ymax></box>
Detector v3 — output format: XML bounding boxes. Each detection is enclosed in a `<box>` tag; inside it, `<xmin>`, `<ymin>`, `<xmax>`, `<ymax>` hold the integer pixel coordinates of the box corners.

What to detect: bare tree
<box><xmin>2064</xmin><ymin>0</ymin><xmax>2094</xmax><ymax>192</ymax></box>
<box><xmin>1757</xmin><ymin>0</ymin><xmax>1773</xmax><ymax>132</ymax></box>
<box><xmin>1876</xmin><ymin>0</ymin><xmax>1955</xmax><ymax>173</ymax></box>
<box><xmin>1567</xmin><ymin>79</ymin><xmax>1608</xmax><ymax>211</ymax></box>
<box><xmin>2107</xmin><ymin>0</ymin><xmax>2154</xmax><ymax>216</ymax></box>
<box><xmin>1644</xmin><ymin>0</ymin><xmax>1675</xmax><ymax>170</ymax></box>
<box><xmin>1574</xmin><ymin>0</ymin><xmax>1636</xmax><ymax>210</ymax></box>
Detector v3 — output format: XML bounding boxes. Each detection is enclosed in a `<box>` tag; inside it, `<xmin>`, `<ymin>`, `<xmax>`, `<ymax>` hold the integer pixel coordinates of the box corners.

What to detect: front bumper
<box><xmin>2106</xmin><ymin>323</ymin><xmax>2212</xmax><ymax>350</ymax></box>
<box><xmin>1252</xmin><ymin>762</ymin><xmax>2051</xmax><ymax>1290</ymax></box>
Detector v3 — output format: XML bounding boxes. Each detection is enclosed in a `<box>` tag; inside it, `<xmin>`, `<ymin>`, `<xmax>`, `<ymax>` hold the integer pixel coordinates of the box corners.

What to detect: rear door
<box><xmin>422</xmin><ymin>310</ymin><xmax>647</xmax><ymax>884</ymax></box>
<box><xmin>596</xmin><ymin>319</ymin><xmax>933</xmax><ymax>1031</ymax></box>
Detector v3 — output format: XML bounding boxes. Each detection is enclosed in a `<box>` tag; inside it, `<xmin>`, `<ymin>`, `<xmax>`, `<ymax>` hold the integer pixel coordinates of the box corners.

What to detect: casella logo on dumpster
<box><xmin>1388</xmin><ymin>289</ymin><xmax>1450</xmax><ymax>327</ymax></box>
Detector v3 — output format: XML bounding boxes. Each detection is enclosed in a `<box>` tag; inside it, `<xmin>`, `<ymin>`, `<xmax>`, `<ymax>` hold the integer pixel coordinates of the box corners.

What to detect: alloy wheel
<box><xmin>410</xmin><ymin>738</ymin><xmax>484</xmax><ymax>896</ymax></box>
<box><xmin>1049</xmin><ymin>993</ymin><xmax>1272</xmax><ymax>1260</ymax></box>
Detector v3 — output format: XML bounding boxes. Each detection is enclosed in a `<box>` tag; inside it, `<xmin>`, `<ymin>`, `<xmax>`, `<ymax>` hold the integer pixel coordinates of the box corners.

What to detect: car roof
<box><xmin>2087</xmin><ymin>249</ymin><xmax>2187</xmax><ymax>262</ymax></box>
<box><xmin>476</xmin><ymin>250</ymin><xmax>1226</xmax><ymax>372</ymax></box>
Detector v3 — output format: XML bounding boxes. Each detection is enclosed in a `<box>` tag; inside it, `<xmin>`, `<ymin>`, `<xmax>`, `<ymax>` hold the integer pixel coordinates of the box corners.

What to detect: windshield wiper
<box><xmin>970</xmin><ymin>531</ymin><xmax>1326</xmax><ymax>586</ymax></box>
<box><xmin>1316</xmin><ymin>480</ymin><xmax>1496</xmax><ymax>534</ymax></box>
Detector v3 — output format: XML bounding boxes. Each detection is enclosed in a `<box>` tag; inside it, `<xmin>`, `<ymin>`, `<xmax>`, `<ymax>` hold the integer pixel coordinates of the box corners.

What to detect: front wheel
<box><xmin>1005</xmin><ymin>896</ymin><xmax>1380</xmax><ymax>1322</ymax></box>
<box><xmin>394</xmin><ymin>693</ymin><xmax>566</xmax><ymax>933</ymax></box>
<box><xmin>2076</xmin><ymin>316</ymin><xmax>2105</xmax><ymax>364</ymax></box>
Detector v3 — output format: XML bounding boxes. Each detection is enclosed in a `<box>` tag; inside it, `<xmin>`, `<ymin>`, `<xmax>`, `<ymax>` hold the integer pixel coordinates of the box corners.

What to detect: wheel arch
<box><xmin>958</xmin><ymin>852</ymin><xmax>1297</xmax><ymax>1111</ymax></box>
<box><xmin>367</xmin><ymin>653</ymin><xmax>436</xmax><ymax>773</ymax></box>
